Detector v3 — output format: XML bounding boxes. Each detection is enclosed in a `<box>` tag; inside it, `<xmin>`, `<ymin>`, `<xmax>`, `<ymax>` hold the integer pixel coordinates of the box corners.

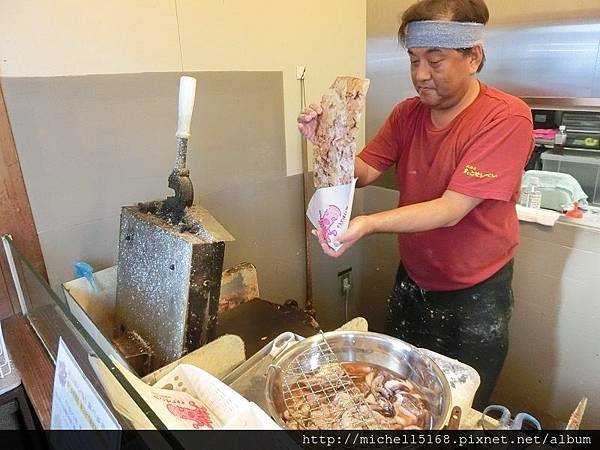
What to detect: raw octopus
<box><xmin>281</xmin><ymin>362</ymin><xmax>431</xmax><ymax>430</ymax></box>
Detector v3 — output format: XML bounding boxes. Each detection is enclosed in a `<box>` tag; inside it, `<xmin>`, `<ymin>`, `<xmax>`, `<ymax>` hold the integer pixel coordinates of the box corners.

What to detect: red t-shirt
<box><xmin>358</xmin><ymin>82</ymin><xmax>534</xmax><ymax>291</ymax></box>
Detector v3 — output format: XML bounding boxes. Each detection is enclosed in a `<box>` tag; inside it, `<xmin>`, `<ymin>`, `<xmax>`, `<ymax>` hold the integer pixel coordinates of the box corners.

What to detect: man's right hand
<box><xmin>297</xmin><ymin>103</ymin><xmax>322</xmax><ymax>144</ymax></box>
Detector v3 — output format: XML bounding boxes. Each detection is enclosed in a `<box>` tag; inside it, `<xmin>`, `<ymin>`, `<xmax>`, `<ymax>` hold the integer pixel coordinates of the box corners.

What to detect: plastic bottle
<box><xmin>554</xmin><ymin>125</ymin><xmax>567</xmax><ymax>155</ymax></box>
<box><xmin>527</xmin><ymin>177</ymin><xmax>543</xmax><ymax>209</ymax></box>
<box><xmin>519</xmin><ymin>185</ymin><xmax>530</xmax><ymax>207</ymax></box>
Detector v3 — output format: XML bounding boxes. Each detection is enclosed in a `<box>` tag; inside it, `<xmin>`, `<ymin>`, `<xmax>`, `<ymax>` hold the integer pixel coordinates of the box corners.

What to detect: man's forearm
<box><xmin>354</xmin><ymin>157</ymin><xmax>382</xmax><ymax>187</ymax></box>
<box><xmin>365</xmin><ymin>196</ymin><xmax>470</xmax><ymax>235</ymax></box>
<box><xmin>324</xmin><ymin>191</ymin><xmax>482</xmax><ymax>257</ymax></box>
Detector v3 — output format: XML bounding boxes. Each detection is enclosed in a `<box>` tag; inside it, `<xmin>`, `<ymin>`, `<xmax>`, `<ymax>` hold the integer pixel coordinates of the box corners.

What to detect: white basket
<box><xmin>0</xmin><ymin>322</ymin><xmax>12</xmax><ymax>379</ymax></box>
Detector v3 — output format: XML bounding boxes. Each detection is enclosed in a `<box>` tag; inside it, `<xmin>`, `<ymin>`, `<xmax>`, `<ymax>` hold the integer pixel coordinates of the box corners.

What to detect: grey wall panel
<box><xmin>311</xmin><ymin>237</ymin><xmax>365</xmax><ymax>331</ymax></box>
<box><xmin>310</xmin><ymin>191</ymin><xmax>368</xmax><ymax>331</ymax></box>
<box><xmin>492</xmin><ymin>225</ymin><xmax>600</xmax><ymax>428</ymax></box>
<box><xmin>2</xmin><ymin>74</ymin><xmax>176</xmax><ymax>234</ymax></box>
<box><xmin>356</xmin><ymin>186</ymin><xmax>399</xmax><ymax>332</ymax></box>
<box><xmin>37</xmin><ymin>215</ymin><xmax>121</xmax><ymax>291</ymax></box>
<box><xmin>185</xmin><ymin>72</ymin><xmax>286</xmax><ymax>198</ymax></box>
<box><xmin>200</xmin><ymin>174</ymin><xmax>307</xmax><ymax>306</ymax></box>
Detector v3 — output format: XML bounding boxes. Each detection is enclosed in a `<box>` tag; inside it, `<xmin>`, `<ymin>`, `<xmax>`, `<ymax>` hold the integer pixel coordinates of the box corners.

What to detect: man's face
<box><xmin>408</xmin><ymin>47</ymin><xmax>479</xmax><ymax>110</ymax></box>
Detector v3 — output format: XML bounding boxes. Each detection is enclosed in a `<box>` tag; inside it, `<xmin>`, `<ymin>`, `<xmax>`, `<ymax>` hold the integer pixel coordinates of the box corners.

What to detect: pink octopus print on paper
<box><xmin>318</xmin><ymin>205</ymin><xmax>342</xmax><ymax>241</ymax></box>
<box><xmin>166</xmin><ymin>401</ymin><xmax>214</xmax><ymax>429</ymax></box>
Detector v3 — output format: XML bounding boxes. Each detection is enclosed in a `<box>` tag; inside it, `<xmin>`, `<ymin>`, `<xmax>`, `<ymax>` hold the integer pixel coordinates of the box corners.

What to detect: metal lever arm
<box><xmin>163</xmin><ymin>76</ymin><xmax>197</xmax><ymax>222</ymax></box>
<box><xmin>163</xmin><ymin>167</ymin><xmax>194</xmax><ymax>223</ymax></box>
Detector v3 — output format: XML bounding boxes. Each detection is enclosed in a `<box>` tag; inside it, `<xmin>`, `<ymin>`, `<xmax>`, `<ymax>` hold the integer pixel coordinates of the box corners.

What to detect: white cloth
<box><xmin>516</xmin><ymin>204</ymin><xmax>560</xmax><ymax>227</ymax></box>
<box><xmin>521</xmin><ymin>170</ymin><xmax>589</xmax><ymax>211</ymax></box>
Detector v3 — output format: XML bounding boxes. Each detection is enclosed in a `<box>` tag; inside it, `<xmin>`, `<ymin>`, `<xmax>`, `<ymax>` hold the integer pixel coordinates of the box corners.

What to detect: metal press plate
<box><xmin>115</xmin><ymin>207</ymin><xmax>193</xmax><ymax>370</ymax></box>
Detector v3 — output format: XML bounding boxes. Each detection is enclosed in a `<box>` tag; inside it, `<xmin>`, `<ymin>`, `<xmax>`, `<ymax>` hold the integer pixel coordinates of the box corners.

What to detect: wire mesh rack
<box><xmin>0</xmin><ymin>322</ymin><xmax>12</xmax><ymax>379</ymax></box>
<box><xmin>280</xmin><ymin>332</ymin><xmax>376</xmax><ymax>429</ymax></box>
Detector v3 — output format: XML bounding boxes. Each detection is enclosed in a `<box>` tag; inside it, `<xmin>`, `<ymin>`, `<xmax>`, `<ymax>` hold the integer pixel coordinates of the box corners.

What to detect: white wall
<box><xmin>0</xmin><ymin>0</ymin><xmax>367</xmax><ymax>176</ymax></box>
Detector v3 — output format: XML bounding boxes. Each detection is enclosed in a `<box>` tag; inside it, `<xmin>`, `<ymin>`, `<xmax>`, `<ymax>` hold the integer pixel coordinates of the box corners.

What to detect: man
<box><xmin>298</xmin><ymin>0</ymin><xmax>534</xmax><ymax>409</ymax></box>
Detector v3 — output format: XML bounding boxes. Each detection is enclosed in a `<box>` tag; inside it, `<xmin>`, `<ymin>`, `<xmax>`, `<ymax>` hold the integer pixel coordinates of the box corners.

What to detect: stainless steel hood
<box><xmin>367</xmin><ymin>18</ymin><xmax>600</xmax><ymax>142</ymax></box>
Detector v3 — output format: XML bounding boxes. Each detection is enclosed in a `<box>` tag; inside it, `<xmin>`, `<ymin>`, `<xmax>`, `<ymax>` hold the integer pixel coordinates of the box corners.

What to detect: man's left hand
<box><xmin>313</xmin><ymin>215</ymin><xmax>373</xmax><ymax>258</ymax></box>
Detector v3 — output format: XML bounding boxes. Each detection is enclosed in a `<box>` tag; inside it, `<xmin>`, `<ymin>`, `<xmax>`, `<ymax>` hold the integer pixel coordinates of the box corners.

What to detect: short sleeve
<box><xmin>448</xmin><ymin>115</ymin><xmax>534</xmax><ymax>201</ymax></box>
<box><xmin>357</xmin><ymin>104</ymin><xmax>403</xmax><ymax>172</ymax></box>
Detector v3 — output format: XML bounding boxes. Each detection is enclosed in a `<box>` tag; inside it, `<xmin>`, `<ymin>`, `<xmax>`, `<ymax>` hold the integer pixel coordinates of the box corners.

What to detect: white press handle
<box><xmin>176</xmin><ymin>76</ymin><xmax>197</xmax><ymax>139</ymax></box>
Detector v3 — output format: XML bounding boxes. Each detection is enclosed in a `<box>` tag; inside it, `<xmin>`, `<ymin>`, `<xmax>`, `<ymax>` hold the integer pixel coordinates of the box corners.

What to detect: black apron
<box><xmin>385</xmin><ymin>260</ymin><xmax>514</xmax><ymax>410</ymax></box>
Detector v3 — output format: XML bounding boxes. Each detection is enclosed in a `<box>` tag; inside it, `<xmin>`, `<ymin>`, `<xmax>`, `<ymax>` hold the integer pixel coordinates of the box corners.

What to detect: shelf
<box><xmin>541</xmin><ymin>150</ymin><xmax>600</xmax><ymax>165</ymax></box>
<box><xmin>522</xmin><ymin>97</ymin><xmax>600</xmax><ymax>112</ymax></box>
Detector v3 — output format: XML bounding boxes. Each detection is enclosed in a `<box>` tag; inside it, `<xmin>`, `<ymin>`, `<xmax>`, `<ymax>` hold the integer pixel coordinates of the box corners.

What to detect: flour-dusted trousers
<box><xmin>385</xmin><ymin>260</ymin><xmax>514</xmax><ymax>410</ymax></box>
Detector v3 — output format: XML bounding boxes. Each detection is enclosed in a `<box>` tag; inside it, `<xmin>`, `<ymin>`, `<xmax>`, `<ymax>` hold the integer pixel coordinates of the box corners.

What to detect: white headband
<box><xmin>405</xmin><ymin>20</ymin><xmax>484</xmax><ymax>49</ymax></box>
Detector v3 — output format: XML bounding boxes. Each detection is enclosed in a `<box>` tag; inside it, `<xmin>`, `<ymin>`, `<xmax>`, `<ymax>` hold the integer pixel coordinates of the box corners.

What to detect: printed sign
<box><xmin>51</xmin><ymin>338</ymin><xmax>120</xmax><ymax>447</ymax></box>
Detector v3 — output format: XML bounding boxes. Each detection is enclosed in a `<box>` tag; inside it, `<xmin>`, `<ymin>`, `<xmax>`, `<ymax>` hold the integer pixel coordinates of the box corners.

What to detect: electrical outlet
<box><xmin>338</xmin><ymin>268</ymin><xmax>352</xmax><ymax>296</ymax></box>
<box><xmin>296</xmin><ymin>65</ymin><xmax>306</xmax><ymax>80</ymax></box>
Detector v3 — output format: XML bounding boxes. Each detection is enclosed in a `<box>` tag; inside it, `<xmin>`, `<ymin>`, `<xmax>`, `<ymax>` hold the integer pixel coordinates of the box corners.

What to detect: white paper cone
<box><xmin>306</xmin><ymin>178</ymin><xmax>357</xmax><ymax>251</ymax></box>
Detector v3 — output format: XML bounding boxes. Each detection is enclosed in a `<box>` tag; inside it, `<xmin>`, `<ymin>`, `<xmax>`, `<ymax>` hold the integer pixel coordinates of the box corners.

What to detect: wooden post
<box><xmin>0</xmin><ymin>81</ymin><xmax>48</xmax><ymax>319</ymax></box>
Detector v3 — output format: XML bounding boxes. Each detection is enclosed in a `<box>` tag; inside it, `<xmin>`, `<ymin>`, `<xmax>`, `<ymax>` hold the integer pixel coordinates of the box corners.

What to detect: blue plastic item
<box><xmin>72</xmin><ymin>261</ymin><xmax>97</xmax><ymax>291</ymax></box>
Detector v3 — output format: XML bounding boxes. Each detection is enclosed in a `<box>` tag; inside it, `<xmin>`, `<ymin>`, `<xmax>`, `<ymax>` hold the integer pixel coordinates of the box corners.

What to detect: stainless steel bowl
<box><xmin>265</xmin><ymin>330</ymin><xmax>452</xmax><ymax>429</ymax></box>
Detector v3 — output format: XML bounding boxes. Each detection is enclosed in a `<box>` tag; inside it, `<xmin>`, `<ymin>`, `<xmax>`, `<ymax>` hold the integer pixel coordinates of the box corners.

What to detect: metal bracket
<box><xmin>163</xmin><ymin>168</ymin><xmax>194</xmax><ymax>223</ymax></box>
<box><xmin>445</xmin><ymin>405</ymin><xmax>462</xmax><ymax>430</ymax></box>
<box><xmin>1</xmin><ymin>234</ymin><xmax>29</xmax><ymax>315</ymax></box>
